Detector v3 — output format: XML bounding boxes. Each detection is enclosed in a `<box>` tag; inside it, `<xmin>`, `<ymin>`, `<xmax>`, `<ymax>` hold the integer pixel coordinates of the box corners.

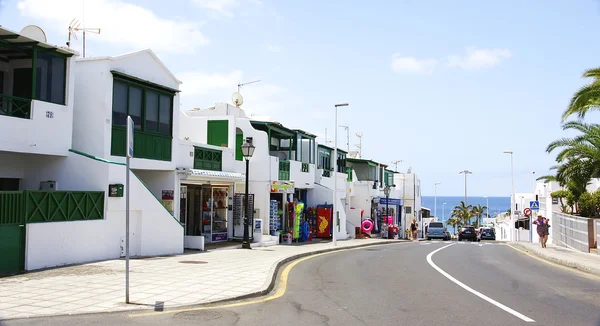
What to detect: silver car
<box><xmin>426</xmin><ymin>222</ymin><xmax>450</xmax><ymax>240</ymax></box>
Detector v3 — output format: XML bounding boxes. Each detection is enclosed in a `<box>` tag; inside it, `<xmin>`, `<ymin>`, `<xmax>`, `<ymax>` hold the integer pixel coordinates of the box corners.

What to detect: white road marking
<box><xmin>479</xmin><ymin>244</ymin><xmax>483</xmax><ymax>247</ymax></box>
<box><xmin>426</xmin><ymin>244</ymin><xmax>535</xmax><ymax>323</ymax></box>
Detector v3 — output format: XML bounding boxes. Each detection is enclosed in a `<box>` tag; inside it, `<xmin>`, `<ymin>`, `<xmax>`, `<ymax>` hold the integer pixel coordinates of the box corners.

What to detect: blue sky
<box><xmin>2</xmin><ymin>0</ymin><xmax>600</xmax><ymax>196</ymax></box>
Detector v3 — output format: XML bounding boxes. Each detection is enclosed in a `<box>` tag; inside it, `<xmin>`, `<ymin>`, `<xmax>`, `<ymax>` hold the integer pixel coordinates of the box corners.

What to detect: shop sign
<box><xmin>270</xmin><ymin>180</ymin><xmax>295</xmax><ymax>193</ymax></box>
<box><xmin>212</xmin><ymin>233</ymin><xmax>227</xmax><ymax>241</ymax></box>
<box><xmin>379</xmin><ymin>198</ymin><xmax>403</xmax><ymax>206</ymax></box>
<box><xmin>161</xmin><ymin>190</ymin><xmax>175</xmax><ymax>211</ymax></box>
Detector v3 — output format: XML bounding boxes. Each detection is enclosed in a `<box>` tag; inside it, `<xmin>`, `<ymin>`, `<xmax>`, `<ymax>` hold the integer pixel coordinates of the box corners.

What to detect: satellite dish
<box><xmin>20</xmin><ymin>25</ymin><xmax>47</xmax><ymax>43</ymax></box>
<box><xmin>232</xmin><ymin>92</ymin><xmax>244</xmax><ymax>107</ymax></box>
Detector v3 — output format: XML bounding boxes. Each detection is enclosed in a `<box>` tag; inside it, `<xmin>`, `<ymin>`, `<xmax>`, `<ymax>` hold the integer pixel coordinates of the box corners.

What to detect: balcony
<box><xmin>301</xmin><ymin>162</ymin><xmax>309</xmax><ymax>173</ymax></box>
<box><xmin>322</xmin><ymin>169</ymin><xmax>331</xmax><ymax>177</ymax></box>
<box><xmin>0</xmin><ymin>94</ymin><xmax>31</xmax><ymax>119</ymax></box>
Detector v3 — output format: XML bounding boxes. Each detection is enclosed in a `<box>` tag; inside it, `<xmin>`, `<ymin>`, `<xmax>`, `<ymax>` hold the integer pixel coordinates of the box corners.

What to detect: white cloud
<box><xmin>267</xmin><ymin>44</ymin><xmax>283</xmax><ymax>53</ymax></box>
<box><xmin>191</xmin><ymin>0</ymin><xmax>238</xmax><ymax>17</ymax></box>
<box><xmin>176</xmin><ymin>70</ymin><xmax>286</xmax><ymax>116</ymax></box>
<box><xmin>447</xmin><ymin>47</ymin><xmax>512</xmax><ymax>70</ymax></box>
<box><xmin>391</xmin><ymin>54</ymin><xmax>438</xmax><ymax>75</ymax></box>
<box><xmin>17</xmin><ymin>0</ymin><xmax>209</xmax><ymax>54</ymax></box>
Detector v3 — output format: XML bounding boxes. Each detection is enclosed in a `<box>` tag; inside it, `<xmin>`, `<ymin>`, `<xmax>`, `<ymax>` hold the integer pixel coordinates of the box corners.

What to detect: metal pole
<box><xmin>530</xmin><ymin>171</ymin><xmax>535</xmax><ymax>243</ymax></box>
<box><xmin>434</xmin><ymin>184</ymin><xmax>437</xmax><ymax>222</ymax></box>
<box><xmin>464</xmin><ymin>173</ymin><xmax>467</xmax><ymax>205</ymax></box>
<box><xmin>333</xmin><ymin>106</ymin><xmax>338</xmax><ymax>247</ymax></box>
<box><xmin>386</xmin><ymin>194</ymin><xmax>389</xmax><ymax>237</ymax></box>
<box><xmin>242</xmin><ymin>159</ymin><xmax>251</xmax><ymax>249</ymax></box>
<box><xmin>510</xmin><ymin>153</ymin><xmax>515</xmax><ymax>241</ymax></box>
<box><xmin>125</xmin><ymin>154</ymin><xmax>130</xmax><ymax>303</ymax></box>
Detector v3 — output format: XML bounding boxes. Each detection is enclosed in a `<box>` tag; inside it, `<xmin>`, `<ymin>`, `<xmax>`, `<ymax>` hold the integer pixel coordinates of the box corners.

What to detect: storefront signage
<box><xmin>161</xmin><ymin>190</ymin><xmax>174</xmax><ymax>212</ymax></box>
<box><xmin>271</xmin><ymin>180</ymin><xmax>295</xmax><ymax>193</ymax></box>
<box><xmin>379</xmin><ymin>198</ymin><xmax>403</xmax><ymax>206</ymax></box>
<box><xmin>212</xmin><ymin>233</ymin><xmax>227</xmax><ymax>241</ymax></box>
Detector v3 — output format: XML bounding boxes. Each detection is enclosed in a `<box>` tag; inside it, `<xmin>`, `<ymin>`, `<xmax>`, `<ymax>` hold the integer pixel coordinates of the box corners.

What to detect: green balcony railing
<box><xmin>301</xmin><ymin>162</ymin><xmax>309</xmax><ymax>173</ymax></box>
<box><xmin>346</xmin><ymin>168</ymin><xmax>353</xmax><ymax>182</ymax></box>
<box><xmin>279</xmin><ymin>160</ymin><xmax>290</xmax><ymax>180</ymax></box>
<box><xmin>193</xmin><ymin>146</ymin><xmax>222</xmax><ymax>171</ymax></box>
<box><xmin>322</xmin><ymin>169</ymin><xmax>331</xmax><ymax>178</ymax></box>
<box><xmin>0</xmin><ymin>94</ymin><xmax>32</xmax><ymax>120</ymax></box>
<box><xmin>0</xmin><ymin>191</ymin><xmax>105</xmax><ymax>225</ymax></box>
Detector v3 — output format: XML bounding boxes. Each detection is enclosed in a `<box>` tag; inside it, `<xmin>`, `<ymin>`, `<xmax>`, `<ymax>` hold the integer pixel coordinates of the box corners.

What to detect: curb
<box><xmin>187</xmin><ymin>239</ymin><xmax>408</xmax><ymax>307</ymax></box>
<box><xmin>509</xmin><ymin>242</ymin><xmax>600</xmax><ymax>276</ymax></box>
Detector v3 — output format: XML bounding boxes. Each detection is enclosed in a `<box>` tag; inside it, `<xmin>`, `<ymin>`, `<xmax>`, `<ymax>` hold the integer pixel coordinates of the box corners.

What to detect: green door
<box><xmin>235</xmin><ymin>132</ymin><xmax>244</xmax><ymax>161</ymax></box>
<box><xmin>207</xmin><ymin>120</ymin><xmax>229</xmax><ymax>147</ymax></box>
<box><xmin>0</xmin><ymin>225</ymin><xmax>25</xmax><ymax>275</ymax></box>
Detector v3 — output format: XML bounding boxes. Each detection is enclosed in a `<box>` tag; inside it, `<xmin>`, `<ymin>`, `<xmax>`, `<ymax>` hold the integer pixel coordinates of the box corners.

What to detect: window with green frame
<box><xmin>318</xmin><ymin>147</ymin><xmax>331</xmax><ymax>170</ymax></box>
<box><xmin>110</xmin><ymin>75</ymin><xmax>174</xmax><ymax>161</ymax></box>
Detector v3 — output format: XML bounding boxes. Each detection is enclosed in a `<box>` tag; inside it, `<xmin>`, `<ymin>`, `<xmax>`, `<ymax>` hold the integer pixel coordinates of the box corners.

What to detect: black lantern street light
<box><xmin>383</xmin><ymin>185</ymin><xmax>391</xmax><ymax>232</ymax></box>
<box><xmin>241</xmin><ymin>138</ymin><xmax>255</xmax><ymax>249</ymax></box>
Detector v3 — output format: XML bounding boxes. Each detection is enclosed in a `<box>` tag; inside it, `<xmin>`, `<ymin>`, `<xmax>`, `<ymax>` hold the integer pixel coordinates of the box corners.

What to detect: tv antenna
<box><xmin>391</xmin><ymin>160</ymin><xmax>403</xmax><ymax>172</ymax></box>
<box><xmin>355</xmin><ymin>133</ymin><xmax>363</xmax><ymax>158</ymax></box>
<box><xmin>237</xmin><ymin>80</ymin><xmax>261</xmax><ymax>93</ymax></box>
<box><xmin>67</xmin><ymin>18</ymin><xmax>101</xmax><ymax>58</ymax></box>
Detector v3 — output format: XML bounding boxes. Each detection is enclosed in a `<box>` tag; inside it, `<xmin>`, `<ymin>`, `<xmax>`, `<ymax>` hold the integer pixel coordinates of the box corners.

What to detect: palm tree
<box><xmin>562</xmin><ymin>67</ymin><xmax>600</xmax><ymax>121</ymax></box>
<box><xmin>544</xmin><ymin>121</ymin><xmax>599</xmax><ymax>212</ymax></box>
<box><xmin>470</xmin><ymin>204</ymin><xmax>488</xmax><ymax>227</ymax></box>
<box><xmin>451</xmin><ymin>201</ymin><xmax>473</xmax><ymax>226</ymax></box>
<box><xmin>446</xmin><ymin>217</ymin><xmax>459</xmax><ymax>235</ymax></box>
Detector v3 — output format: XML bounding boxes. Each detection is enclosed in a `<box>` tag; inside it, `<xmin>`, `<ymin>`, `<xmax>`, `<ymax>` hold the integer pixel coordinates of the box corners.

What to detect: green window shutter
<box><xmin>207</xmin><ymin>120</ymin><xmax>229</xmax><ymax>147</ymax></box>
<box><xmin>235</xmin><ymin>133</ymin><xmax>244</xmax><ymax>161</ymax></box>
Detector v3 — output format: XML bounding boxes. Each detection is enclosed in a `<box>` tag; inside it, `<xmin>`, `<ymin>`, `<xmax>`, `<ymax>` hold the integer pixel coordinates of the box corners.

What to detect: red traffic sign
<box><xmin>523</xmin><ymin>208</ymin><xmax>532</xmax><ymax>217</ymax></box>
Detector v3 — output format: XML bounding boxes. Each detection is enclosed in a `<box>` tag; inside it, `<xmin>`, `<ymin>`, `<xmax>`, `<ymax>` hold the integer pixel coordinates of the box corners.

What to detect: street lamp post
<box><xmin>241</xmin><ymin>138</ymin><xmax>256</xmax><ymax>249</ymax></box>
<box><xmin>484</xmin><ymin>196</ymin><xmax>489</xmax><ymax>221</ymax></box>
<box><xmin>333</xmin><ymin>103</ymin><xmax>349</xmax><ymax>247</ymax></box>
<box><xmin>458</xmin><ymin>170</ymin><xmax>473</xmax><ymax>205</ymax></box>
<box><xmin>384</xmin><ymin>186</ymin><xmax>390</xmax><ymax>239</ymax></box>
<box><xmin>442</xmin><ymin>202</ymin><xmax>446</xmax><ymax>222</ymax></box>
<box><xmin>434</xmin><ymin>182</ymin><xmax>441</xmax><ymax>221</ymax></box>
<box><xmin>503</xmin><ymin>151</ymin><xmax>515</xmax><ymax>241</ymax></box>
<box><xmin>530</xmin><ymin>170</ymin><xmax>535</xmax><ymax>243</ymax></box>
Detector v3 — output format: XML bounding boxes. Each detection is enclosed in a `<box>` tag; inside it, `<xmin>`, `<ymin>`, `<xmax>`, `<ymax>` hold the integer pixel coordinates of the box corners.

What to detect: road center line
<box><xmin>426</xmin><ymin>244</ymin><xmax>535</xmax><ymax>323</ymax></box>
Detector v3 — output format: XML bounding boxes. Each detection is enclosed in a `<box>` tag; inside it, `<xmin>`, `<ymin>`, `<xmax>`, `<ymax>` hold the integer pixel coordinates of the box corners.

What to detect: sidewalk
<box><xmin>0</xmin><ymin>238</ymin><xmax>401</xmax><ymax>320</ymax></box>
<box><xmin>509</xmin><ymin>241</ymin><xmax>600</xmax><ymax>276</ymax></box>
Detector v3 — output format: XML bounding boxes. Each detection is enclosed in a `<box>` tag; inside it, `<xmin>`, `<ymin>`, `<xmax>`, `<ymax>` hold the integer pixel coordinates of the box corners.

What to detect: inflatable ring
<box><xmin>361</xmin><ymin>219</ymin><xmax>374</xmax><ymax>233</ymax></box>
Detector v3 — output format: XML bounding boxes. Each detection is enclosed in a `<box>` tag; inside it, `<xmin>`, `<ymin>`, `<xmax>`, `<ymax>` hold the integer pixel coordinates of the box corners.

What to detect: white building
<box><xmin>0</xmin><ymin>25</ymin><xmax>184</xmax><ymax>275</ymax></box>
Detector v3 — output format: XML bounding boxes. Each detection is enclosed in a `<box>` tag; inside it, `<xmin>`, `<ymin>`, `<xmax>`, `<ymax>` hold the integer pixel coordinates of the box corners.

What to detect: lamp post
<box><xmin>384</xmin><ymin>186</ymin><xmax>391</xmax><ymax>237</ymax></box>
<box><xmin>442</xmin><ymin>202</ymin><xmax>446</xmax><ymax>222</ymax></box>
<box><xmin>503</xmin><ymin>151</ymin><xmax>515</xmax><ymax>241</ymax></box>
<box><xmin>434</xmin><ymin>182</ymin><xmax>441</xmax><ymax>221</ymax></box>
<box><xmin>459</xmin><ymin>170</ymin><xmax>472</xmax><ymax>205</ymax></box>
<box><xmin>241</xmin><ymin>138</ymin><xmax>255</xmax><ymax>249</ymax></box>
<box><xmin>531</xmin><ymin>170</ymin><xmax>535</xmax><ymax>243</ymax></box>
<box><xmin>333</xmin><ymin>103</ymin><xmax>349</xmax><ymax>246</ymax></box>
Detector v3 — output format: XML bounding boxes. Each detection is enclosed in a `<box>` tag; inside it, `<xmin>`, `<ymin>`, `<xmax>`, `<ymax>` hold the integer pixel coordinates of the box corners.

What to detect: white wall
<box><xmin>23</xmin><ymin>150</ymin><xmax>183</xmax><ymax>271</ymax></box>
<box><xmin>0</xmin><ymin>55</ymin><xmax>76</xmax><ymax>157</ymax></box>
<box><xmin>73</xmin><ymin>51</ymin><xmax>181</xmax><ymax>171</ymax></box>
<box><xmin>289</xmin><ymin>160</ymin><xmax>315</xmax><ymax>188</ymax></box>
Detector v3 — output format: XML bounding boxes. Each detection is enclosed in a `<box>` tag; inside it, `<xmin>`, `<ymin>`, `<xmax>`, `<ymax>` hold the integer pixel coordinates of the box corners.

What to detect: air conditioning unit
<box><xmin>39</xmin><ymin>180</ymin><xmax>57</xmax><ymax>191</ymax></box>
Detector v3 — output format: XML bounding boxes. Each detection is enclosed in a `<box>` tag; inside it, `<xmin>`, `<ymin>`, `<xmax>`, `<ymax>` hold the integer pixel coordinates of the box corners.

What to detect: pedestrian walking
<box><xmin>410</xmin><ymin>219</ymin><xmax>418</xmax><ymax>240</ymax></box>
<box><xmin>533</xmin><ymin>215</ymin><xmax>549</xmax><ymax>248</ymax></box>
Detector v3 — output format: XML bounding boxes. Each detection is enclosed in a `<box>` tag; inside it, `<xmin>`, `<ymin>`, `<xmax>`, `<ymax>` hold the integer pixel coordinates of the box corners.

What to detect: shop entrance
<box><xmin>183</xmin><ymin>184</ymin><xmax>230</xmax><ymax>243</ymax></box>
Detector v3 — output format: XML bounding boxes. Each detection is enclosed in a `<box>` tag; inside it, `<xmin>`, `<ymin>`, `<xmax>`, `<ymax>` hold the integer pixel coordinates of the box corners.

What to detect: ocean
<box><xmin>421</xmin><ymin>196</ymin><xmax>510</xmax><ymax>223</ymax></box>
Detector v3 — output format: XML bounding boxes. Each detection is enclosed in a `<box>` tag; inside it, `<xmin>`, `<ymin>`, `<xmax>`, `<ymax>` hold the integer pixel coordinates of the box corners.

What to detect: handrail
<box><xmin>0</xmin><ymin>93</ymin><xmax>32</xmax><ymax>119</ymax></box>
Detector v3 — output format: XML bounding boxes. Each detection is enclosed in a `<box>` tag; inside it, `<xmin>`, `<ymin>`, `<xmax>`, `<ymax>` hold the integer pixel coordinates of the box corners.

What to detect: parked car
<box><xmin>427</xmin><ymin>222</ymin><xmax>451</xmax><ymax>240</ymax></box>
<box><xmin>458</xmin><ymin>225</ymin><xmax>478</xmax><ymax>241</ymax></box>
<box><xmin>478</xmin><ymin>227</ymin><xmax>496</xmax><ymax>241</ymax></box>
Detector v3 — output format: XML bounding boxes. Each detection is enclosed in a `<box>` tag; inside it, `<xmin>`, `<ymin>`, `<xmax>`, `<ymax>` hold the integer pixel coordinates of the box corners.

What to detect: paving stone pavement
<box><xmin>0</xmin><ymin>238</ymin><xmax>400</xmax><ymax>320</ymax></box>
<box><xmin>510</xmin><ymin>241</ymin><xmax>600</xmax><ymax>276</ymax></box>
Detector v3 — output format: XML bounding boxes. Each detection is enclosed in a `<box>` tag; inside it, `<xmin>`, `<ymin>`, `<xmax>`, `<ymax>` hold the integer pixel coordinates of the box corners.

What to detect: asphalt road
<box><xmin>3</xmin><ymin>240</ymin><xmax>600</xmax><ymax>326</ymax></box>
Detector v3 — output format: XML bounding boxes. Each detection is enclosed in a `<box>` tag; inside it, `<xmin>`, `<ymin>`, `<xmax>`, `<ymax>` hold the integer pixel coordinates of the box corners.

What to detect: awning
<box><xmin>183</xmin><ymin>169</ymin><xmax>245</xmax><ymax>184</ymax></box>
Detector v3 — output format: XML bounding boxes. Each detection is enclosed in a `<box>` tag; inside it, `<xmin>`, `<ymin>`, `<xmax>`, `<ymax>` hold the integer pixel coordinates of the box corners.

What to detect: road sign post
<box><xmin>125</xmin><ymin>116</ymin><xmax>134</xmax><ymax>304</ymax></box>
<box><xmin>529</xmin><ymin>201</ymin><xmax>539</xmax><ymax>244</ymax></box>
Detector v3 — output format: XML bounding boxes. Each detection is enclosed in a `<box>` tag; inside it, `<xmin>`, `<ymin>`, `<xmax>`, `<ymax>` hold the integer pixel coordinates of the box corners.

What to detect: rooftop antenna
<box><xmin>355</xmin><ymin>133</ymin><xmax>363</xmax><ymax>158</ymax></box>
<box><xmin>67</xmin><ymin>18</ymin><xmax>100</xmax><ymax>57</ymax></box>
<box><xmin>391</xmin><ymin>160</ymin><xmax>403</xmax><ymax>172</ymax></box>
<box><xmin>237</xmin><ymin>79</ymin><xmax>261</xmax><ymax>93</ymax></box>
